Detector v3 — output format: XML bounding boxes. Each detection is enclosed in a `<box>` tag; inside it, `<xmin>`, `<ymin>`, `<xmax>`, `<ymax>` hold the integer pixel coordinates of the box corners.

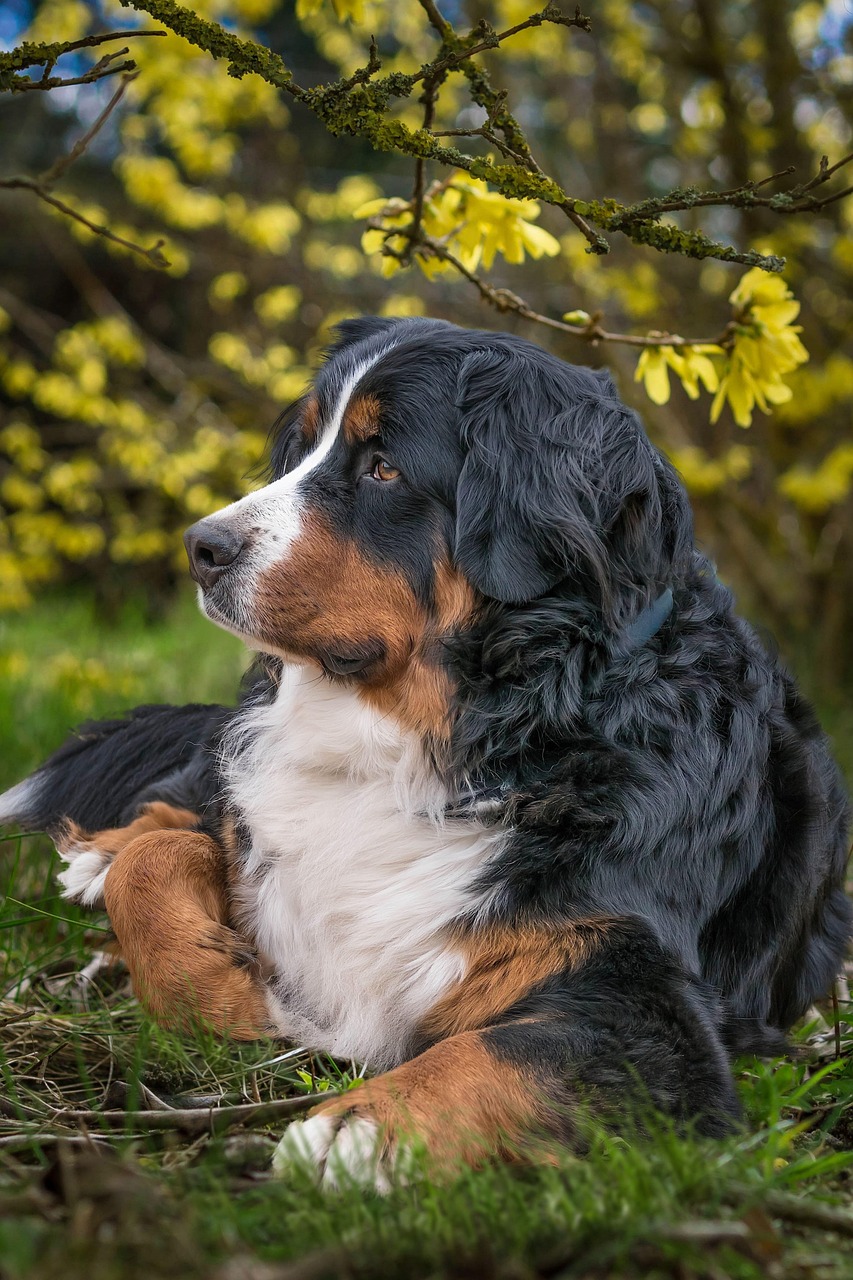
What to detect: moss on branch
<box><xmin>114</xmin><ymin>0</ymin><xmax>853</xmax><ymax>273</ymax></box>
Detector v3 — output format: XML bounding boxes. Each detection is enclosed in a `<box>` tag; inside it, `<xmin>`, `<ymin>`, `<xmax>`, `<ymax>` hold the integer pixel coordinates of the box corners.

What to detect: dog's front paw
<box><xmin>272</xmin><ymin>1112</ymin><xmax>414</xmax><ymax>1193</ymax></box>
<box><xmin>55</xmin><ymin>822</ymin><xmax>114</xmax><ymax>908</ymax></box>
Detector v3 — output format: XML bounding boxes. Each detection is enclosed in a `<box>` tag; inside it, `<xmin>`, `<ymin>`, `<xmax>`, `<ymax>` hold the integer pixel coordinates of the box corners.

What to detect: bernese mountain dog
<box><xmin>1</xmin><ymin>316</ymin><xmax>850</xmax><ymax>1188</ymax></box>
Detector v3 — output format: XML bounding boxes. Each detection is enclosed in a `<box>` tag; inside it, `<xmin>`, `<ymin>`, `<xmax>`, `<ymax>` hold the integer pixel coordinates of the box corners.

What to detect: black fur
<box><xmin>485</xmin><ymin>917</ymin><xmax>740</xmax><ymax>1137</ymax></box>
<box><xmin>4</xmin><ymin>704</ymin><xmax>228</xmax><ymax>834</ymax></box>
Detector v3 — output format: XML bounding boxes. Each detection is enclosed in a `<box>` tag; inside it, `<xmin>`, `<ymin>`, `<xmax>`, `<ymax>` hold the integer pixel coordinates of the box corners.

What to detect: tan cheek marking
<box><xmin>255</xmin><ymin>518</ymin><xmax>477</xmax><ymax>741</ymax></box>
<box><xmin>433</xmin><ymin>558</ymin><xmax>479</xmax><ymax>630</ymax></box>
<box><xmin>419</xmin><ymin>920</ymin><xmax>613</xmax><ymax>1042</ymax></box>
<box><xmin>310</xmin><ymin>1030</ymin><xmax>544</xmax><ymax>1171</ymax></box>
<box><xmin>255</xmin><ymin>512</ymin><xmax>423</xmax><ymax>669</ymax></box>
<box><xmin>342</xmin><ymin>394</ymin><xmax>382</xmax><ymax>444</ymax></box>
<box><xmin>104</xmin><ymin>829</ymin><xmax>270</xmax><ymax>1041</ymax></box>
<box><xmin>360</xmin><ymin>560</ymin><xmax>479</xmax><ymax>741</ymax></box>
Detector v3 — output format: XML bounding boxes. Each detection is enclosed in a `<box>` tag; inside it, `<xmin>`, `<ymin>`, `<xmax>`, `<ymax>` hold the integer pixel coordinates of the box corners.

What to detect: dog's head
<box><xmin>185</xmin><ymin>317</ymin><xmax>693</xmax><ymax>737</ymax></box>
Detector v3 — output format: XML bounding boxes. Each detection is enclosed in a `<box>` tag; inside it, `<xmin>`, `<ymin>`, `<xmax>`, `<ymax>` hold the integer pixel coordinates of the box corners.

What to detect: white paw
<box><xmin>272</xmin><ymin>1113</ymin><xmax>411</xmax><ymax>1193</ymax></box>
<box><xmin>56</xmin><ymin>844</ymin><xmax>113</xmax><ymax>907</ymax></box>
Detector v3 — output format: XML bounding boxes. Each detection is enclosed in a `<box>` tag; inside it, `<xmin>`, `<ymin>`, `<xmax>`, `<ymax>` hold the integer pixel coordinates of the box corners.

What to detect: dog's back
<box><xmin>0</xmin><ymin>702</ymin><xmax>228</xmax><ymax>835</ymax></box>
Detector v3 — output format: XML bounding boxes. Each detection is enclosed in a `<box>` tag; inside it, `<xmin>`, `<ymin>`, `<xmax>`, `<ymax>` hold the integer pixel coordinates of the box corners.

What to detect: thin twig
<box><xmin>3</xmin><ymin>29</ymin><xmax>164</xmax><ymax>72</ymax></box>
<box><xmin>1</xmin><ymin>31</ymin><xmax>163</xmax><ymax>94</ymax></box>
<box><xmin>40</xmin><ymin>73</ymin><xmax>138</xmax><ymax>187</ymax></box>
<box><xmin>0</xmin><ymin>179</ymin><xmax>169</xmax><ymax>268</ymax></box>
<box><xmin>373</xmin><ymin>220</ymin><xmax>724</xmax><ymax>349</ymax></box>
<box><xmin>0</xmin><ymin>1132</ymin><xmax>115</xmax><ymax>1152</ymax></box>
<box><xmin>724</xmin><ymin>1186</ymin><xmax>853</xmax><ymax>1239</ymax></box>
<box><xmin>9</xmin><ymin>54</ymin><xmax>136</xmax><ymax>93</ymax></box>
<box><xmin>418</xmin><ymin>0</ymin><xmax>452</xmax><ymax>36</ymax></box>
<box><xmin>50</xmin><ymin>1091</ymin><xmax>329</xmax><ymax>1135</ymax></box>
<box><xmin>406</xmin><ymin>67</ymin><xmax>444</xmax><ymax>260</ymax></box>
<box><xmin>410</xmin><ymin>4</ymin><xmax>591</xmax><ymax>88</ymax></box>
<box><xmin>0</xmin><ymin>65</ymin><xmax>169</xmax><ymax>268</ymax></box>
<box><xmin>608</xmin><ymin>153</ymin><xmax>853</xmax><ymax>223</ymax></box>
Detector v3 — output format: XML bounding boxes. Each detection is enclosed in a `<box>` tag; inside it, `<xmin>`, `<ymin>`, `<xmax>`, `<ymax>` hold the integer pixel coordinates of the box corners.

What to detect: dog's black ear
<box><xmin>454</xmin><ymin>344</ymin><xmax>681</xmax><ymax>609</ymax></box>
<box><xmin>267</xmin><ymin>395</ymin><xmax>312</xmax><ymax>480</ymax></box>
<box><xmin>327</xmin><ymin>316</ymin><xmax>400</xmax><ymax>356</ymax></box>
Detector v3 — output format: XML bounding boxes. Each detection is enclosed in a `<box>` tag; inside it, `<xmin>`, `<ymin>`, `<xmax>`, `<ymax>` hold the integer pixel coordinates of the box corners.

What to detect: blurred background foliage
<box><xmin>0</xmin><ymin>0</ymin><xmax>852</xmax><ymax>695</ymax></box>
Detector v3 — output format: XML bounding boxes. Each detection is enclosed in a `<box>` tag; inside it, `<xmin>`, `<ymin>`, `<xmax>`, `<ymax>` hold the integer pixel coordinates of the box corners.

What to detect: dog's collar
<box><xmin>621</xmin><ymin>587</ymin><xmax>673</xmax><ymax>650</ymax></box>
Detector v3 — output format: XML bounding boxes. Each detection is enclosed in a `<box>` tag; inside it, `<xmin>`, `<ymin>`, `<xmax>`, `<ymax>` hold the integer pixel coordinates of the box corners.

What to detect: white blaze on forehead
<box><xmin>288</xmin><ymin>347</ymin><xmax>390</xmax><ymax>484</ymax></box>
<box><xmin>202</xmin><ymin>345</ymin><xmax>392</xmax><ymax>548</ymax></box>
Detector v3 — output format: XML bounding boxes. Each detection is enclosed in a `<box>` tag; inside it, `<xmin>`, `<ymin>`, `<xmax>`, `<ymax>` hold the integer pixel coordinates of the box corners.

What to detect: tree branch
<box><xmin>375</xmin><ymin>223</ymin><xmax>728</xmax><ymax>350</ymax></box>
<box><xmin>40</xmin><ymin>72</ymin><xmax>136</xmax><ymax>186</ymax></box>
<box><xmin>121</xmin><ymin>0</ymin><xmax>844</xmax><ymax>272</ymax></box>
<box><xmin>407</xmin><ymin>5</ymin><xmax>591</xmax><ymax>87</ymax></box>
<box><xmin>0</xmin><ymin>30</ymin><xmax>164</xmax><ymax>93</ymax></box>
<box><xmin>0</xmin><ymin>180</ymin><xmax>169</xmax><ymax>267</ymax></box>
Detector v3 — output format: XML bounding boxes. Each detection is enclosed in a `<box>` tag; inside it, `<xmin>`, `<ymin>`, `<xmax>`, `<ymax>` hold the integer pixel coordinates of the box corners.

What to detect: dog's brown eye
<box><xmin>372</xmin><ymin>459</ymin><xmax>400</xmax><ymax>482</ymax></box>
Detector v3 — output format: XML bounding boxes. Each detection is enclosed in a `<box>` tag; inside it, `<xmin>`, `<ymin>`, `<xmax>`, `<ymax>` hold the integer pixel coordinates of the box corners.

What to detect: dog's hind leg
<box><xmin>102</xmin><ymin>826</ymin><xmax>275</xmax><ymax>1041</ymax></box>
<box><xmin>56</xmin><ymin>801</ymin><xmax>201</xmax><ymax>908</ymax></box>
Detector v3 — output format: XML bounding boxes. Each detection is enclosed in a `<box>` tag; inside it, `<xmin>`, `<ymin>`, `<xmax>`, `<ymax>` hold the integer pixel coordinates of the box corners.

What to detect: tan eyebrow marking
<box><xmin>342</xmin><ymin>394</ymin><xmax>382</xmax><ymax>444</ymax></box>
<box><xmin>301</xmin><ymin>394</ymin><xmax>320</xmax><ymax>444</ymax></box>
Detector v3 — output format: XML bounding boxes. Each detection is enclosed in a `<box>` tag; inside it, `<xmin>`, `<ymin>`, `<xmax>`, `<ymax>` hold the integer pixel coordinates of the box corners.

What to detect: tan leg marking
<box><xmin>104</xmin><ymin>828</ymin><xmax>272</xmax><ymax>1040</ymax></box>
<box><xmin>420</xmin><ymin>919</ymin><xmax>613</xmax><ymax>1041</ymax></box>
<box><xmin>309</xmin><ymin>1030</ymin><xmax>545</xmax><ymax>1173</ymax></box>
<box><xmin>56</xmin><ymin>801</ymin><xmax>200</xmax><ymax>859</ymax></box>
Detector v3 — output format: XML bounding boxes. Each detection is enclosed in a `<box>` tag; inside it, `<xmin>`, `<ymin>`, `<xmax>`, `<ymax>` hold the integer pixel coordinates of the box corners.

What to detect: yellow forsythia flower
<box><xmin>634</xmin><ymin>345</ymin><xmax>686</xmax><ymax>406</ymax></box>
<box><xmin>711</xmin><ymin>268</ymin><xmax>809</xmax><ymax>428</ymax></box>
<box><xmin>296</xmin><ymin>0</ymin><xmax>367</xmax><ymax>22</ymax></box>
<box><xmin>779</xmin><ymin>443</ymin><xmax>853</xmax><ymax>513</ymax></box>
<box><xmin>255</xmin><ymin>285</ymin><xmax>302</xmax><ymax>325</ymax></box>
<box><xmin>636</xmin><ymin>343</ymin><xmax>722</xmax><ymax>406</ymax></box>
<box><xmin>209</xmin><ymin>272</ymin><xmax>248</xmax><ymax>303</ymax></box>
<box><xmin>677</xmin><ymin>346</ymin><xmax>721</xmax><ymax>400</ymax></box>
<box><xmin>355</xmin><ymin>175</ymin><xmax>560</xmax><ymax>279</ymax></box>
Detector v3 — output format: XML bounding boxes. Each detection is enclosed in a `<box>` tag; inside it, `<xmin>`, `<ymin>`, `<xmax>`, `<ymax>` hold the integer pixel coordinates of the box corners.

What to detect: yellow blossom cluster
<box><xmin>116</xmin><ymin>156</ymin><xmax>301</xmax><ymax>253</ymax></box>
<box><xmin>296</xmin><ymin>0</ymin><xmax>366</xmax><ymax>21</ymax></box>
<box><xmin>668</xmin><ymin>445</ymin><xmax>752</xmax><ymax>496</ymax></box>
<box><xmin>357</xmin><ymin>176</ymin><xmax>560</xmax><ymax>279</ymax></box>
<box><xmin>633</xmin><ymin>269</ymin><xmax>809</xmax><ymax>427</ymax></box>
<box><xmin>634</xmin><ymin>344</ymin><xmax>720</xmax><ymax>406</ymax></box>
<box><xmin>0</xmin><ymin>309</ymin><xmax>278</xmax><ymax>608</ymax></box>
<box><xmin>711</xmin><ymin>269</ymin><xmax>810</xmax><ymax>427</ymax></box>
<box><xmin>779</xmin><ymin>444</ymin><xmax>853</xmax><ymax>514</ymax></box>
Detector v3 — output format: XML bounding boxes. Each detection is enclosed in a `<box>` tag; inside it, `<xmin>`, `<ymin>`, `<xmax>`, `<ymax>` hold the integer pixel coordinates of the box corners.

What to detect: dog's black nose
<box><xmin>184</xmin><ymin>520</ymin><xmax>245</xmax><ymax>589</ymax></box>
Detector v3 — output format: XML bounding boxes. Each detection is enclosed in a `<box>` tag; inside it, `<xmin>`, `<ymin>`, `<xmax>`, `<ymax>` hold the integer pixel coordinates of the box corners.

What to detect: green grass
<box><xmin>1</xmin><ymin>592</ymin><xmax>853</xmax><ymax>1280</ymax></box>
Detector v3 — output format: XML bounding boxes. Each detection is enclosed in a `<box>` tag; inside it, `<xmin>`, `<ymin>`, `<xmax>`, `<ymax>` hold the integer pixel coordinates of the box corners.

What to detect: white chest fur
<box><xmin>224</xmin><ymin>669</ymin><xmax>502</xmax><ymax>1067</ymax></box>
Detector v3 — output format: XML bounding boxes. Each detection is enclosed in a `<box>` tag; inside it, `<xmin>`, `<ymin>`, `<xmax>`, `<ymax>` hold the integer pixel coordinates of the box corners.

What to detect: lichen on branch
<box><xmin>120</xmin><ymin>0</ymin><xmax>851</xmax><ymax>277</ymax></box>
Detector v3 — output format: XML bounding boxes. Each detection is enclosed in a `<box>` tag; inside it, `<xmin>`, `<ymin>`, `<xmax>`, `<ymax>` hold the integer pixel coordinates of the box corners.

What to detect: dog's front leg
<box><xmin>102</xmin><ymin>826</ymin><xmax>275</xmax><ymax>1040</ymax></box>
<box><xmin>274</xmin><ymin>917</ymin><xmax>740</xmax><ymax>1189</ymax></box>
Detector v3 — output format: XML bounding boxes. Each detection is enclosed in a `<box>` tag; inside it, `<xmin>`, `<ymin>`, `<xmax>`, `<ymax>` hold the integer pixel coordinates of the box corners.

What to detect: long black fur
<box><xmin>433</xmin><ymin>331</ymin><xmax>850</xmax><ymax>1061</ymax></box>
<box><xmin>3</xmin><ymin>703</ymin><xmax>229</xmax><ymax>833</ymax></box>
